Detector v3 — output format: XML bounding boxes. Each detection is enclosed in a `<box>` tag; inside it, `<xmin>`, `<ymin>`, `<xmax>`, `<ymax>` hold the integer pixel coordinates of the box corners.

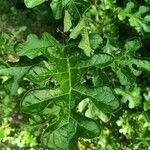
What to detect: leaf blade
<box><xmin>24</xmin><ymin>0</ymin><xmax>46</xmax><ymax>8</ymax></box>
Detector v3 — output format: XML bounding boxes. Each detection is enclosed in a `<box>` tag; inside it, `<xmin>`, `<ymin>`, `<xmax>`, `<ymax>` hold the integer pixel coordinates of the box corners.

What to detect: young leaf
<box><xmin>124</xmin><ymin>39</ymin><xmax>142</xmax><ymax>55</ymax></box>
<box><xmin>78</xmin><ymin>28</ymin><xmax>92</xmax><ymax>57</ymax></box>
<box><xmin>117</xmin><ymin>2</ymin><xmax>150</xmax><ymax>32</ymax></box>
<box><xmin>119</xmin><ymin>58</ymin><xmax>150</xmax><ymax>73</ymax></box>
<box><xmin>50</xmin><ymin>0</ymin><xmax>63</xmax><ymax>19</ymax></box>
<box><xmin>144</xmin><ymin>101</ymin><xmax>150</xmax><ymax>111</ymax></box>
<box><xmin>115</xmin><ymin>87</ymin><xmax>142</xmax><ymax>109</ymax></box>
<box><xmin>90</xmin><ymin>34</ymin><xmax>103</xmax><ymax>50</ymax></box>
<box><xmin>69</xmin><ymin>19</ymin><xmax>93</xmax><ymax>56</ymax></box>
<box><xmin>64</xmin><ymin>10</ymin><xmax>72</xmax><ymax>32</ymax></box>
<box><xmin>85</xmin><ymin>103</ymin><xmax>110</xmax><ymax>122</ymax></box>
<box><xmin>70</xmin><ymin>19</ymin><xmax>85</xmax><ymax>39</ymax></box>
<box><xmin>114</xmin><ymin>66</ymin><xmax>135</xmax><ymax>86</ymax></box>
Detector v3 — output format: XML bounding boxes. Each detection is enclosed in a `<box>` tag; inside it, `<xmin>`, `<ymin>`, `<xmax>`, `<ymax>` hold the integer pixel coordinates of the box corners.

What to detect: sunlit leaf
<box><xmin>24</xmin><ymin>0</ymin><xmax>46</xmax><ymax>8</ymax></box>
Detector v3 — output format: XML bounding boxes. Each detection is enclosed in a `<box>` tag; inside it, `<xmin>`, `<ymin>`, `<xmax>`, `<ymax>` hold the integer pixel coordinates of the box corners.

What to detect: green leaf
<box><xmin>117</xmin><ymin>2</ymin><xmax>150</xmax><ymax>32</ymax></box>
<box><xmin>69</xmin><ymin>18</ymin><xmax>93</xmax><ymax>56</ymax></box>
<box><xmin>91</xmin><ymin>69</ymin><xmax>110</xmax><ymax>87</ymax></box>
<box><xmin>72</xmin><ymin>86</ymin><xmax>119</xmax><ymax>113</ymax></box>
<box><xmin>119</xmin><ymin>58</ymin><xmax>150</xmax><ymax>73</ymax></box>
<box><xmin>42</xmin><ymin>119</ymin><xmax>77</xmax><ymax>149</ymax></box>
<box><xmin>77</xmin><ymin>99</ymin><xmax>110</xmax><ymax>122</ymax></box>
<box><xmin>64</xmin><ymin>10</ymin><xmax>72</xmax><ymax>32</ymax></box>
<box><xmin>114</xmin><ymin>66</ymin><xmax>135</xmax><ymax>86</ymax></box>
<box><xmin>124</xmin><ymin>39</ymin><xmax>142</xmax><ymax>55</ymax></box>
<box><xmin>90</xmin><ymin>34</ymin><xmax>103</xmax><ymax>50</ymax></box>
<box><xmin>21</xmin><ymin>89</ymin><xmax>62</xmax><ymax>113</ymax></box>
<box><xmin>144</xmin><ymin>101</ymin><xmax>150</xmax><ymax>111</ymax></box>
<box><xmin>117</xmin><ymin>2</ymin><xmax>135</xmax><ymax>20</ymax></box>
<box><xmin>70</xmin><ymin>19</ymin><xmax>85</xmax><ymax>39</ymax></box>
<box><xmin>70</xmin><ymin>53</ymin><xmax>113</xmax><ymax>69</ymax></box>
<box><xmin>78</xmin><ymin>28</ymin><xmax>92</xmax><ymax>57</ymax></box>
<box><xmin>143</xmin><ymin>89</ymin><xmax>150</xmax><ymax>111</ymax></box>
<box><xmin>64</xmin><ymin>0</ymin><xmax>91</xmax><ymax>20</ymax></box>
<box><xmin>102</xmin><ymin>0</ymin><xmax>116</xmax><ymax>10</ymax></box>
<box><xmin>50</xmin><ymin>0</ymin><xmax>90</xmax><ymax>20</ymax></box>
<box><xmin>0</xmin><ymin>66</ymin><xmax>30</xmax><ymax>95</ymax></box>
<box><xmin>85</xmin><ymin>104</ymin><xmax>110</xmax><ymax>122</ymax></box>
<box><xmin>115</xmin><ymin>87</ymin><xmax>142</xmax><ymax>109</ymax></box>
<box><xmin>16</xmin><ymin>32</ymin><xmax>63</xmax><ymax>59</ymax></box>
<box><xmin>24</xmin><ymin>0</ymin><xmax>46</xmax><ymax>8</ymax></box>
<box><xmin>74</xmin><ymin>114</ymin><xmax>101</xmax><ymax>138</ymax></box>
<box><xmin>18</xmin><ymin>32</ymin><xmax>119</xmax><ymax>149</ymax></box>
<box><xmin>124</xmin><ymin>2</ymin><xmax>135</xmax><ymax>13</ymax></box>
<box><xmin>26</xmin><ymin>61</ymin><xmax>55</xmax><ymax>87</ymax></box>
<box><xmin>50</xmin><ymin>0</ymin><xmax>63</xmax><ymax>19</ymax></box>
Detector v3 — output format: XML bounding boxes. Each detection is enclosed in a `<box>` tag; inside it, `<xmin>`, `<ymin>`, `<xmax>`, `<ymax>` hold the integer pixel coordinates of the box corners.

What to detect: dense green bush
<box><xmin>0</xmin><ymin>0</ymin><xmax>150</xmax><ymax>149</ymax></box>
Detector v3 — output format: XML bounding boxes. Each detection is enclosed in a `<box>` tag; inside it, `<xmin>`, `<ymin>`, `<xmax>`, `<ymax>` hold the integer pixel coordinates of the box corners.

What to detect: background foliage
<box><xmin>0</xmin><ymin>0</ymin><xmax>150</xmax><ymax>149</ymax></box>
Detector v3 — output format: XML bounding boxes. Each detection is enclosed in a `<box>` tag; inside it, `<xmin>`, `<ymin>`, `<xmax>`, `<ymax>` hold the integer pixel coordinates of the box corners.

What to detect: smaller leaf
<box><xmin>85</xmin><ymin>104</ymin><xmax>110</xmax><ymax>122</ymax></box>
<box><xmin>91</xmin><ymin>69</ymin><xmax>109</xmax><ymax>87</ymax></box>
<box><xmin>70</xmin><ymin>19</ymin><xmax>85</xmax><ymax>39</ymax></box>
<box><xmin>144</xmin><ymin>101</ymin><xmax>150</xmax><ymax>111</ymax></box>
<box><xmin>0</xmin><ymin>66</ymin><xmax>30</xmax><ymax>95</ymax></box>
<box><xmin>133</xmin><ymin>59</ymin><xmax>150</xmax><ymax>71</ymax></box>
<box><xmin>118</xmin><ymin>58</ymin><xmax>150</xmax><ymax>73</ymax></box>
<box><xmin>77</xmin><ymin>98</ymin><xmax>89</xmax><ymax>113</ymax></box>
<box><xmin>24</xmin><ymin>0</ymin><xmax>46</xmax><ymax>8</ymax></box>
<box><xmin>64</xmin><ymin>10</ymin><xmax>72</xmax><ymax>32</ymax></box>
<box><xmin>114</xmin><ymin>66</ymin><xmax>135</xmax><ymax>86</ymax></box>
<box><xmin>117</xmin><ymin>2</ymin><xmax>150</xmax><ymax>32</ymax></box>
<box><xmin>90</xmin><ymin>34</ymin><xmax>103</xmax><ymax>50</ymax></box>
<box><xmin>78</xmin><ymin>28</ymin><xmax>92</xmax><ymax>57</ymax></box>
<box><xmin>115</xmin><ymin>87</ymin><xmax>142</xmax><ymax>109</ymax></box>
<box><xmin>144</xmin><ymin>15</ymin><xmax>150</xmax><ymax>23</ymax></box>
<box><xmin>143</xmin><ymin>89</ymin><xmax>150</xmax><ymax>111</ymax></box>
<box><xmin>124</xmin><ymin>39</ymin><xmax>142</xmax><ymax>54</ymax></box>
<box><xmin>124</xmin><ymin>2</ymin><xmax>135</xmax><ymax>13</ymax></box>
<box><xmin>50</xmin><ymin>0</ymin><xmax>63</xmax><ymax>19</ymax></box>
<box><xmin>136</xmin><ymin>6</ymin><xmax>149</xmax><ymax>17</ymax></box>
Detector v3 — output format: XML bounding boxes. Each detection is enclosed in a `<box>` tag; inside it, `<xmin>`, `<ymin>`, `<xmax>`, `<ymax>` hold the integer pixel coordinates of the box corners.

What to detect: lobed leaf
<box><xmin>117</xmin><ymin>2</ymin><xmax>150</xmax><ymax>32</ymax></box>
<box><xmin>0</xmin><ymin>66</ymin><xmax>30</xmax><ymax>95</ymax></box>
<box><xmin>17</xmin><ymin>32</ymin><xmax>119</xmax><ymax>149</ymax></box>
<box><xmin>16</xmin><ymin>32</ymin><xmax>63</xmax><ymax>59</ymax></box>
